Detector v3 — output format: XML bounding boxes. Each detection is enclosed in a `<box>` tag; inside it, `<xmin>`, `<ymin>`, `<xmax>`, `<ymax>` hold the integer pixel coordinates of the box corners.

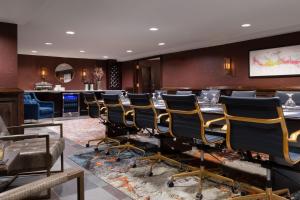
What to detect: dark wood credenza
<box><xmin>0</xmin><ymin>88</ymin><xmax>24</xmax><ymax>133</ymax></box>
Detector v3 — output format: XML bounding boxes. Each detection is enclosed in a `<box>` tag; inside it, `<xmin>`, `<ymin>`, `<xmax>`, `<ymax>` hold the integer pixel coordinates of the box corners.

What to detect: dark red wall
<box><xmin>18</xmin><ymin>55</ymin><xmax>108</xmax><ymax>90</ymax></box>
<box><xmin>0</xmin><ymin>22</ymin><xmax>17</xmax><ymax>88</ymax></box>
<box><xmin>162</xmin><ymin>32</ymin><xmax>300</xmax><ymax>89</ymax></box>
<box><xmin>122</xmin><ymin>31</ymin><xmax>300</xmax><ymax>90</ymax></box>
<box><xmin>121</xmin><ymin>61</ymin><xmax>135</xmax><ymax>90</ymax></box>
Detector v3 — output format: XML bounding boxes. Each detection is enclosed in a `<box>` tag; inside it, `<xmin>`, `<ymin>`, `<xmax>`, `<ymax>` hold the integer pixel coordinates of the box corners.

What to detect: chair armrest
<box><xmin>0</xmin><ymin>133</ymin><xmax>48</xmax><ymax>141</ymax></box>
<box><xmin>204</xmin><ymin>117</ymin><xmax>225</xmax><ymax>128</ymax></box>
<box><xmin>125</xmin><ymin>110</ymin><xmax>134</xmax><ymax>116</ymax></box>
<box><xmin>0</xmin><ymin>168</ymin><xmax>84</xmax><ymax>200</ymax></box>
<box><xmin>38</xmin><ymin>101</ymin><xmax>54</xmax><ymax>108</ymax></box>
<box><xmin>7</xmin><ymin>123</ymin><xmax>63</xmax><ymax>138</ymax></box>
<box><xmin>289</xmin><ymin>130</ymin><xmax>300</xmax><ymax>142</ymax></box>
<box><xmin>100</xmin><ymin>107</ymin><xmax>107</xmax><ymax>112</ymax></box>
<box><xmin>157</xmin><ymin>113</ymin><xmax>169</xmax><ymax>123</ymax></box>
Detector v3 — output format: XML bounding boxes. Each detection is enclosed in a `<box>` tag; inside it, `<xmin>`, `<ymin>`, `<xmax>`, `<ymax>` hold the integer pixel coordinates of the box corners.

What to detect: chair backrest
<box><xmin>24</xmin><ymin>93</ymin><xmax>37</xmax><ymax>104</ymax></box>
<box><xmin>199</xmin><ymin>89</ymin><xmax>220</xmax><ymax>100</ymax></box>
<box><xmin>220</xmin><ymin>96</ymin><xmax>290</xmax><ymax>160</ymax></box>
<box><xmin>83</xmin><ymin>92</ymin><xmax>97</xmax><ymax>104</ymax></box>
<box><xmin>162</xmin><ymin>94</ymin><xmax>205</xmax><ymax>141</ymax></box>
<box><xmin>275</xmin><ymin>91</ymin><xmax>300</xmax><ymax>105</ymax></box>
<box><xmin>128</xmin><ymin>93</ymin><xmax>156</xmax><ymax>129</ymax></box>
<box><xmin>231</xmin><ymin>90</ymin><xmax>256</xmax><ymax>98</ymax></box>
<box><xmin>0</xmin><ymin>116</ymin><xmax>9</xmax><ymax>136</ymax></box>
<box><xmin>176</xmin><ymin>90</ymin><xmax>193</xmax><ymax>95</ymax></box>
<box><xmin>102</xmin><ymin>94</ymin><xmax>125</xmax><ymax>125</ymax></box>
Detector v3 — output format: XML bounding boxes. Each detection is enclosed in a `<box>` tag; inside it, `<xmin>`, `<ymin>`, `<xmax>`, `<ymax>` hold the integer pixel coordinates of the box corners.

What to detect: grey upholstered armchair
<box><xmin>0</xmin><ymin>116</ymin><xmax>65</xmax><ymax>195</ymax></box>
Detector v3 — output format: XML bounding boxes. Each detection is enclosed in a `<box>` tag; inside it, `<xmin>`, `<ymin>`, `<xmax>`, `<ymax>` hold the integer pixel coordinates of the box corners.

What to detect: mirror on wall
<box><xmin>55</xmin><ymin>63</ymin><xmax>74</xmax><ymax>83</ymax></box>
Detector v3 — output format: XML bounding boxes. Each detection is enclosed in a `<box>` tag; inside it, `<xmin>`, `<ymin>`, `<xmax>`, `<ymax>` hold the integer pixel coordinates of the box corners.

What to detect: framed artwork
<box><xmin>249</xmin><ymin>45</ymin><xmax>300</xmax><ymax>77</ymax></box>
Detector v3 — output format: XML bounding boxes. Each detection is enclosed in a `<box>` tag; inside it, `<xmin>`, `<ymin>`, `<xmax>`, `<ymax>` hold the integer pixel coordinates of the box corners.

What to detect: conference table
<box><xmin>121</xmin><ymin>99</ymin><xmax>300</xmax><ymax>120</ymax></box>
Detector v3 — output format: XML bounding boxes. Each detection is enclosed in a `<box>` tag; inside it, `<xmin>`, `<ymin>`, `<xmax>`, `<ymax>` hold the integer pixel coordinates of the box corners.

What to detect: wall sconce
<box><xmin>81</xmin><ymin>68</ymin><xmax>87</xmax><ymax>82</ymax></box>
<box><xmin>224</xmin><ymin>57</ymin><xmax>232</xmax><ymax>75</ymax></box>
<box><xmin>40</xmin><ymin>67</ymin><xmax>47</xmax><ymax>81</ymax></box>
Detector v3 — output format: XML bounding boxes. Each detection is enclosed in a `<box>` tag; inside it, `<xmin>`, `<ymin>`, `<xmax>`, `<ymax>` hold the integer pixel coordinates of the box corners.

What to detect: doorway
<box><xmin>134</xmin><ymin>57</ymin><xmax>161</xmax><ymax>93</ymax></box>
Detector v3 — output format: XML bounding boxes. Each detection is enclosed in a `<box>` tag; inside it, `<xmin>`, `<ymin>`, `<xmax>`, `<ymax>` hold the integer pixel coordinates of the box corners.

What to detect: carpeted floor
<box><xmin>43</xmin><ymin>117</ymin><xmax>266</xmax><ymax>200</ymax></box>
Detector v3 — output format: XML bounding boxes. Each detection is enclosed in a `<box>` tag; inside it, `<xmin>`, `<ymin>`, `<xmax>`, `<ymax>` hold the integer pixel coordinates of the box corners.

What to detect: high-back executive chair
<box><xmin>275</xmin><ymin>91</ymin><xmax>300</xmax><ymax>105</ymax></box>
<box><xmin>102</xmin><ymin>94</ymin><xmax>145</xmax><ymax>161</ymax></box>
<box><xmin>84</xmin><ymin>92</ymin><xmax>120</xmax><ymax>149</ymax></box>
<box><xmin>162</xmin><ymin>94</ymin><xmax>235</xmax><ymax>200</ymax></box>
<box><xmin>220</xmin><ymin>96</ymin><xmax>300</xmax><ymax>200</ymax></box>
<box><xmin>231</xmin><ymin>90</ymin><xmax>256</xmax><ymax>98</ymax></box>
<box><xmin>127</xmin><ymin>93</ymin><xmax>181</xmax><ymax>175</ymax></box>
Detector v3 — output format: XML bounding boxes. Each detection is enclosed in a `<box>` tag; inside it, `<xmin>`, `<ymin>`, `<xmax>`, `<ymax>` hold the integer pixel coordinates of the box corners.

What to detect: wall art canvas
<box><xmin>249</xmin><ymin>45</ymin><xmax>300</xmax><ymax>77</ymax></box>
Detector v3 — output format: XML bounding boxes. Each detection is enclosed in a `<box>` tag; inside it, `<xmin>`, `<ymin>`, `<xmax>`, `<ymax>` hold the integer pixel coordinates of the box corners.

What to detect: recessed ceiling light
<box><xmin>31</xmin><ymin>50</ymin><xmax>38</xmax><ymax>53</ymax></box>
<box><xmin>45</xmin><ymin>42</ymin><xmax>53</xmax><ymax>45</ymax></box>
<box><xmin>241</xmin><ymin>23</ymin><xmax>251</xmax><ymax>28</ymax></box>
<box><xmin>66</xmin><ymin>31</ymin><xmax>75</xmax><ymax>35</ymax></box>
<box><xmin>103</xmin><ymin>56</ymin><xmax>109</xmax><ymax>59</ymax></box>
<box><xmin>158</xmin><ymin>42</ymin><xmax>165</xmax><ymax>46</ymax></box>
<box><xmin>149</xmin><ymin>27</ymin><xmax>159</xmax><ymax>31</ymax></box>
<box><xmin>126</xmin><ymin>50</ymin><xmax>133</xmax><ymax>53</ymax></box>
<box><xmin>79</xmin><ymin>50</ymin><xmax>85</xmax><ymax>53</ymax></box>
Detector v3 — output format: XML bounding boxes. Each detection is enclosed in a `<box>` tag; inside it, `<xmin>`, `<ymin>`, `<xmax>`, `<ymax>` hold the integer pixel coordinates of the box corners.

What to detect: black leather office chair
<box><xmin>275</xmin><ymin>91</ymin><xmax>300</xmax><ymax>105</ymax></box>
<box><xmin>176</xmin><ymin>90</ymin><xmax>193</xmax><ymax>95</ymax></box>
<box><xmin>231</xmin><ymin>90</ymin><xmax>256</xmax><ymax>98</ymax></box>
<box><xmin>220</xmin><ymin>96</ymin><xmax>300</xmax><ymax>200</ymax></box>
<box><xmin>162</xmin><ymin>94</ymin><xmax>234</xmax><ymax>200</ymax></box>
<box><xmin>102</xmin><ymin>94</ymin><xmax>145</xmax><ymax>161</ymax></box>
<box><xmin>127</xmin><ymin>93</ymin><xmax>182</xmax><ymax>175</ymax></box>
<box><xmin>83</xmin><ymin>92</ymin><xmax>119</xmax><ymax>148</ymax></box>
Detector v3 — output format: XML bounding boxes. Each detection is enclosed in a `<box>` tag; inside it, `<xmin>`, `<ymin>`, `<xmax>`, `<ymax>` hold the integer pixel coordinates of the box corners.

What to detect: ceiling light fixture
<box><xmin>103</xmin><ymin>56</ymin><xmax>109</xmax><ymax>59</ymax></box>
<box><xmin>241</xmin><ymin>23</ymin><xmax>251</xmax><ymax>28</ymax></box>
<box><xmin>158</xmin><ymin>42</ymin><xmax>165</xmax><ymax>46</ymax></box>
<box><xmin>31</xmin><ymin>50</ymin><xmax>38</xmax><ymax>53</ymax></box>
<box><xmin>149</xmin><ymin>27</ymin><xmax>159</xmax><ymax>31</ymax></box>
<box><xmin>79</xmin><ymin>50</ymin><xmax>85</xmax><ymax>53</ymax></box>
<box><xmin>126</xmin><ymin>50</ymin><xmax>133</xmax><ymax>53</ymax></box>
<box><xmin>66</xmin><ymin>31</ymin><xmax>75</xmax><ymax>35</ymax></box>
<box><xmin>45</xmin><ymin>42</ymin><xmax>53</xmax><ymax>45</ymax></box>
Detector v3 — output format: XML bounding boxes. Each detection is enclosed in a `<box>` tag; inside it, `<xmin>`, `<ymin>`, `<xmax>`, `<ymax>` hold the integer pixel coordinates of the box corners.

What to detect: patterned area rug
<box><xmin>50</xmin><ymin>117</ymin><xmax>106</xmax><ymax>146</ymax></box>
<box><xmin>70</xmin><ymin>146</ymin><xmax>235</xmax><ymax>200</ymax></box>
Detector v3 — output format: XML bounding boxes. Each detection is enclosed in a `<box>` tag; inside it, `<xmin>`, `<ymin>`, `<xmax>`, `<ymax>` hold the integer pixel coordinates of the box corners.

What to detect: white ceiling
<box><xmin>1</xmin><ymin>0</ymin><xmax>300</xmax><ymax>61</ymax></box>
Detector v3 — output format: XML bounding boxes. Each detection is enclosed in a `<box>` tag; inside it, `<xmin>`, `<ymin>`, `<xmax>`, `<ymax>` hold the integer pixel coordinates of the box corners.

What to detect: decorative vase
<box><xmin>89</xmin><ymin>84</ymin><xmax>94</xmax><ymax>91</ymax></box>
<box><xmin>96</xmin><ymin>80</ymin><xmax>101</xmax><ymax>90</ymax></box>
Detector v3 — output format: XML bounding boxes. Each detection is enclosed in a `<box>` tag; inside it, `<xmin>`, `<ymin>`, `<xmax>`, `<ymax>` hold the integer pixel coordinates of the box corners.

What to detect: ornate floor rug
<box><xmin>50</xmin><ymin>117</ymin><xmax>106</xmax><ymax>146</ymax></box>
<box><xmin>70</xmin><ymin>147</ymin><xmax>235</xmax><ymax>200</ymax></box>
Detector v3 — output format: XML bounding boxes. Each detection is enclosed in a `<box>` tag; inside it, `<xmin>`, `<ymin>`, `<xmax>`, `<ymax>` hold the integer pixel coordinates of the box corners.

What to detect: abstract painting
<box><xmin>249</xmin><ymin>45</ymin><xmax>300</xmax><ymax>77</ymax></box>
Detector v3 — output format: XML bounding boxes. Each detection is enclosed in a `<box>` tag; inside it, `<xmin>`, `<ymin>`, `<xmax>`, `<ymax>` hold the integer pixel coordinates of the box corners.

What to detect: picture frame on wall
<box><xmin>249</xmin><ymin>45</ymin><xmax>300</xmax><ymax>78</ymax></box>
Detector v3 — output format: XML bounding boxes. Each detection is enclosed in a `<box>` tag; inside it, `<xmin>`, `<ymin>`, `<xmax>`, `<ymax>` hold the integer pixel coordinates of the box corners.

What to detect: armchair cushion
<box><xmin>39</xmin><ymin>107</ymin><xmax>54</xmax><ymax>115</ymax></box>
<box><xmin>5</xmin><ymin>137</ymin><xmax>65</xmax><ymax>174</ymax></box>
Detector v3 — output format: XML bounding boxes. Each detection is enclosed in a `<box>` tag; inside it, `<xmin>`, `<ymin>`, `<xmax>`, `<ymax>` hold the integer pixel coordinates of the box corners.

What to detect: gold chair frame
<box><xmin>104</xmin><ymin>98</ymin><xmax>145</xmax><ymax>159</ymax></box>
<box><xmin>163</xmin><ymin>99</ymin><xmax>235</xmax><ymax>199</ymax></box>
<box><xmin>223</xmin><ymin>105</ymin><xmax>300</xmax><ymax>200</ymax></box>
<box><xmin>84</xmin><ymin>95</ymin><xmax>120</xmax><ymax>148</ymax></box>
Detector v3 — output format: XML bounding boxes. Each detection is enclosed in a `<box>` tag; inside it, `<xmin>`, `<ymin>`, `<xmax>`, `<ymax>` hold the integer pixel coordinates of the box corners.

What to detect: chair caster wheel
<box><xmin>231</xmin><ymin>185</ymin><xmax>239</xmax><ymax>194</ymax></box>
<box><xmin>241</xmin><ymin>191</ymin><xmax>247</xmax><ymax>196</ymax></box>
<box><xmin>105</xmin><ymin>151</ymin><xmax>110</xmax><ymax>155</ymax></box>
<box><xmin>132</xmin><ymin>163</ymin><xmax>137</xmax><ymax>168</ymax></box>
<box><xmin>116</xmin><ymin>158</ymin><xmax>121</xmax><ymax>162</ymax></box>
<box><xmin>167</xmin><ymin>180</ymin><xmax>174</xmax><ymax>187</ymax></box>
<box><xmin>86</xmin><ymin>144</ymin><xmax>90</xmax><ymax>148</ymax></box>
<box><xmin>196</xmin><ymin>193</ymin><xmax>203</xmax><ymax>200</ymax></box>
<box><xmin>147</xmin><ymin>171</ymin><xmax>153</xmax><ymax>177</ymax></box>
<box><xmin>94</xmin><ymin>148</ymin><xmax>99</xmax><ymax>152</ymax></box>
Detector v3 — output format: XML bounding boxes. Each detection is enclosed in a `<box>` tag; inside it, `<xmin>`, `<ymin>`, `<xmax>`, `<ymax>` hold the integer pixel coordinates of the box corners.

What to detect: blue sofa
<box><xmin>24</xmin><ymin>93</ymin><xmax>54</xmax><ymax>120</ymax></box>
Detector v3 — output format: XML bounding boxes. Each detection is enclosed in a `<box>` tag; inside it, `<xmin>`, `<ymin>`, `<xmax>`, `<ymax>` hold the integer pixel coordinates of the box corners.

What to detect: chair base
<box><xmin>232</xmin><ymin>188</ymin><xmax>290</xmax><ymax>200</ymax></box>
<box><xmin>136</xmin><ymin>152</ymin><xmax>187</xmax><ymax>176</ymax></box>
<box><xmin>86</xmin><ymin>137</ymin><xmax>120</xmax><ymax>148</ymax></box>
<box><xmin>106</xmin><ymin>142</ymin><xmax>145</xmax><ymax>160</ymax></box>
